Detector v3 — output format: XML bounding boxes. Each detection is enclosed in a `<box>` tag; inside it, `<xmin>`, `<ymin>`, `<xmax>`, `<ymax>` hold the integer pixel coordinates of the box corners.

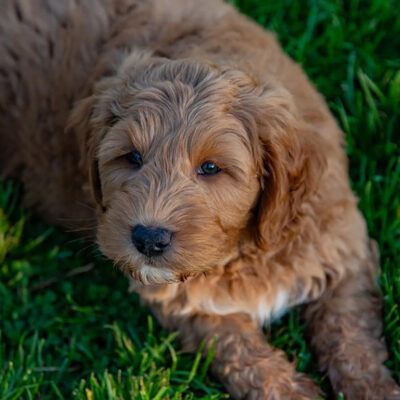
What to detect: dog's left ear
<box><xmin>232</xmin><ymin>80</ymin><xmax>327</xmax><ymax>251</ymax></box>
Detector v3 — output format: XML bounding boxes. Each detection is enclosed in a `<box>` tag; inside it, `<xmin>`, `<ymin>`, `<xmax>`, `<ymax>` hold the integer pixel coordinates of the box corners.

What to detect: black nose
<box><xmin>131</xmin><ymin>225</ymin><xmax>172</xmax><ymax>257</ymax></box>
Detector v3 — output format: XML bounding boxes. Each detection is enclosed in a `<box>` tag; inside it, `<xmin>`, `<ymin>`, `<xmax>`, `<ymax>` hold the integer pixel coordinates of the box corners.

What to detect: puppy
<box><xmin>0</xmin><ymin>0</ymin><xmax>399</xmax><ymax>398</ymax></box>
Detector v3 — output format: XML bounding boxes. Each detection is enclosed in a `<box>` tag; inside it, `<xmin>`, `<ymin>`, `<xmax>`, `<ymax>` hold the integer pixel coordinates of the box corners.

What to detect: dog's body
<box><xmin>1</xmin><ymin>1</ymin><xmax>399</xmax><ymax>399</ymax></box>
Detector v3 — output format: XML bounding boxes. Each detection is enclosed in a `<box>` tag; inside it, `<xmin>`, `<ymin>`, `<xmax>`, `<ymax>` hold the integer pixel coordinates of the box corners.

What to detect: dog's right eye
<box><xmin>125</xmin><ymin>151</ymin><xmax>143</xmax><ymax>169</ymax></box>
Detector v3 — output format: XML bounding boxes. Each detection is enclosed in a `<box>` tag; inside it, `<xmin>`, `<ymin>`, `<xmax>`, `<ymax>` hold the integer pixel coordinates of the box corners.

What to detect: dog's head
<box><xmin>68</xmin><ymin>51</ymin><xmax>325</xmax><ymax>284</ymax></box>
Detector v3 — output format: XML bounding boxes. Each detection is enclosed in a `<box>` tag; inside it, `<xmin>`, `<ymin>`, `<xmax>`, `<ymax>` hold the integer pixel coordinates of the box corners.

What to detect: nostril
<box><xmin>131</xmin><ymin>225</ymin><xmax>147</xmax><ymax>248</ymax></box>
<box><xmin>131</xmin><ymin>224</ymin><xmax>172</xmax><ymax>257</ymax></box>
<box><xmin>155</xmin><ymin>231</ymin><xmax>172</xmax><ymax>248</ymax></box>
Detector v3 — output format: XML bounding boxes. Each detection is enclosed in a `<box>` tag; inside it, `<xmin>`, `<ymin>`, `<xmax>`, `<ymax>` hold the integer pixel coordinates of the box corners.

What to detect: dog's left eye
<box><xmin>125</xmin><ymin>151</ymin><xmax>143</xmax><ymax>169</ymax></box>
<box><xmin>197</xmin><ymin>162</ymin><xmax>221</xmax><ymax>176</ymax></box>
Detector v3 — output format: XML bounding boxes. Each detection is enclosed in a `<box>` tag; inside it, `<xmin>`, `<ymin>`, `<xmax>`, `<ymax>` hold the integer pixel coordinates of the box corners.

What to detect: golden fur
<box><xmin>1</xmin><ymin>0</ymin><xmax>399</xmax><ymax>398</ymax></box>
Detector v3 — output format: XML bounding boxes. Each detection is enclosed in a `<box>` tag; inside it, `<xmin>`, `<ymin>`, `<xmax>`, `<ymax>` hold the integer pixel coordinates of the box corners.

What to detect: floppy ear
<box><xmin>66</xmin><ymin>95</ymin><xmax>104</xmax><ymax>210</ymax></box>
<box><xmin>232</xmin><ymin>81</ymin><xmax>327</xmax><ymax>251</ymax></box>
<box><xmin>66</xmin><ymin>83</ymin><xmax>122</xmax><ymax>212</ymax></box>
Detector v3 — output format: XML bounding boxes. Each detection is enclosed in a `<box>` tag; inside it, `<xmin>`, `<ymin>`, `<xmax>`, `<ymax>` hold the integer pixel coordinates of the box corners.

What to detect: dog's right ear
<box><xmin>66</xmin><ymin>95</ymin><xmax>105</xmax><ymax>211</ymax></box>
<box><xmin>66</xmin><ymin>70</ymin><xmax>124</xmax><ymax>211</ymax></box>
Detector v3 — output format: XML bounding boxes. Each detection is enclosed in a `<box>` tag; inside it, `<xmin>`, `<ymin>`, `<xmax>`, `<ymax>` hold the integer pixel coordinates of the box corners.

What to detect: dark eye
<box><xmin>125</xmin><ymin>151</ymin><xmax>143</xmax><ymax>169</ymax></box>
<box><xmin>198</xmin><ymin>161</ymin><xmax>221</xmax><ymax>176</ymax></box>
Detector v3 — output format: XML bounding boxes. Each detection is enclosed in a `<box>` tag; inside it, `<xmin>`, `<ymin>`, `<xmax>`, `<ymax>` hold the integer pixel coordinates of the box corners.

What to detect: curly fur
<box><xmin>1</xmin><ymin>0</ymin><xmax>399</xmax><ymax>398</ymax></box>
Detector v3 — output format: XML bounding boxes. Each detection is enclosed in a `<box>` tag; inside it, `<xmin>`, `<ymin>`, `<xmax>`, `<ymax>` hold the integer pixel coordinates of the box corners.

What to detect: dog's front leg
<box><xmin>156</xmin><ymin>309</ymin><xmax>321</xmax><ymax>400</ymax></box>
<box><xmin>304</xmin><ymin>243</ymin><xmax>400</xmax><ymax>400</ymax></box>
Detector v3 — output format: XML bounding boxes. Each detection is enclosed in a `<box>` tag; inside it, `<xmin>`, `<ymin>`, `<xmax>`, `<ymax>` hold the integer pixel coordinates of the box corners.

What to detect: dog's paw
<box><xmin>336</xmin><ymin>375</ymin><xmax>400</xmax><ymax>400</ymax></box>
<box><xmin>244</xmin><ymin>372</ymin><xmax>322</xmax><ymax>400</ymax></box>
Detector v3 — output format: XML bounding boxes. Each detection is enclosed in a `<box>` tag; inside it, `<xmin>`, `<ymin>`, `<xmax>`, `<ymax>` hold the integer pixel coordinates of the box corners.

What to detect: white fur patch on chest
<box><xmin>258</xmin><ymin>289</ymin><xmax>289</xmax><ymax>324</ymax></box>
<box><xmin>179</xmin><ymin>286</ymin><xmax>290</xmax><ymax>326</ymax></box>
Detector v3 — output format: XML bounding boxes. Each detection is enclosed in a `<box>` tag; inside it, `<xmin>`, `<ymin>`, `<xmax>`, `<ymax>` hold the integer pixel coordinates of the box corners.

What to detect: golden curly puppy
<box><xmin>0</xmin><ymin>0</ymin><xmax>399</xmax><ymax>398</ymax></box>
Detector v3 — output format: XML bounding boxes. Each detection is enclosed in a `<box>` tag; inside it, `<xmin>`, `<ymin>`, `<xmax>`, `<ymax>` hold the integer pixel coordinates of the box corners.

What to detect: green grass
<box><xmin>1</xmin><ymin>0</ymin><xmax>399</xmax><ymax>398</ymax></box>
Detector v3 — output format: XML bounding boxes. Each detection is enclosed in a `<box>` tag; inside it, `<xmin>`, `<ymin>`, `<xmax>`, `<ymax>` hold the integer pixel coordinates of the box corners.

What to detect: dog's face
<box><xmin>70</xmin><ymin>53</ymin><xmax>323</xmax><ymax>284</ymax></box>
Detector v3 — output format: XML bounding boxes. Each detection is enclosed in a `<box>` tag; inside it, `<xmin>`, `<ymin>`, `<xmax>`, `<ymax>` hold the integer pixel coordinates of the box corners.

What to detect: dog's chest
<box><xmin>177</xmin><ymin>280</ymin><xmax>293</xmax><ymax>326</ymax></box>
<box><xmin>133</xmin><ymin>265</ymin><xmax>312</xmax><ymax>326</ymax></box>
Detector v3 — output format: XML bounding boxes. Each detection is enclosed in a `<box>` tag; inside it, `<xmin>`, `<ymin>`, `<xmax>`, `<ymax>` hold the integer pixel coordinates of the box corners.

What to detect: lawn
<box><xmin>1</xmin><ymin>0</ymin><xmax>399</xmax><ymax>399</ymax></box>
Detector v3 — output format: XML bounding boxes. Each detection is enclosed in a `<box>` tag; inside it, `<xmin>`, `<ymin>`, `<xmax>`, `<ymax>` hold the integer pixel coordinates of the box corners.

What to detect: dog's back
<box><xmin>0</xmin><ymin>0</ymin><xmax>117</xmax><ymax>224</ymax></box>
